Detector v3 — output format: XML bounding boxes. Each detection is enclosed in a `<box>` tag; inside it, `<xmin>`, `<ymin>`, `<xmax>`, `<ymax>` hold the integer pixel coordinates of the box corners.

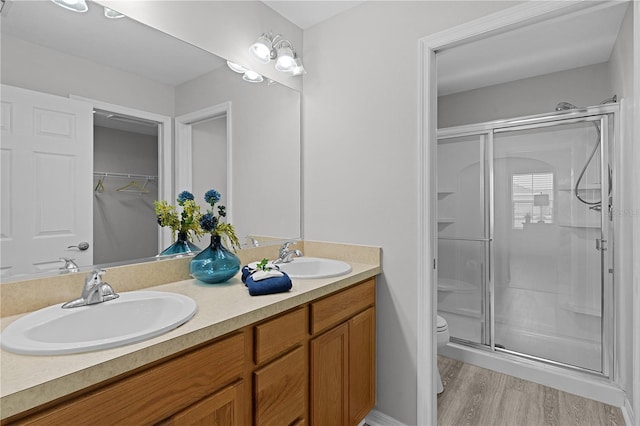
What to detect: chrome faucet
<box><xmin>62</xmin><ymin>269</ymin><xmax>119</xmax><ymax>309</ymax></box>
<box><xmin>273</xmin><ymin>241</ymin><xmax>303</xmax><ymax>264</ymax></box>
<box><xmin>59</xmin><ymin>257</ymin><xmax>79</xmax><ymax>273</ymax></box>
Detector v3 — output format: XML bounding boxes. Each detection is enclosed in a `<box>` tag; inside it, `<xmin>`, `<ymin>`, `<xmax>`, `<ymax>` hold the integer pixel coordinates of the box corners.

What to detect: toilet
<box><xmin>436</xmin><ymin>315</ymin><xmax>450</xmax><ymax>394</ymax></box>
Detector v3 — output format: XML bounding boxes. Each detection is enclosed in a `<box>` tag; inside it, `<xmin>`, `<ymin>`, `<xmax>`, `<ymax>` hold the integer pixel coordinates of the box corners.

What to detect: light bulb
<box><xmin>104</xmin><ymin>7</ymin><xmax>125</xmax><ymax>19</ymax></box>
<box><xmin>249</xmin><ymin>34</ymin><xmax>273</xmax><ymax>64</ymax></box>
<box><xmin>227</xmin><ymin>61</ymin><xmax>248</xmax><ymax>74</ymax></box>
<box><xmin>242</xmin><ymin>70</ymin><xmax>264</xmax><ymax>83</ymax></box>
<box><xmin>290</xmin><ymin>57</ymin><xmax>306</xmax><ymax>76</ymax></box>
<box><xmin>51</xmin><ymin>0</ymin><xmax>88</xmax><ymax>12</ymax></box>
<box><xmin>275</xmin><ymin>46</ymin><xmax>295</xmax><ymax>72</ymax></box>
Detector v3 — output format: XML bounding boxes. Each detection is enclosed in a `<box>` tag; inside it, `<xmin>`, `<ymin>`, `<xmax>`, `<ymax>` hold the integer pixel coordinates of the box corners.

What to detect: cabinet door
<box><xmin>164</xmin><ymin>381</ymin><xmax>243</xmax><ymax>426</ymax></box>
<box><xmin>254</xmin><ymin>346</ymin><xmax>306</xmax><ymax>426</ymax></box>
<box><xmin>310</xmin><ymin>322</ymin><xmax>349</xmax><ymax>426</ymax></box>
<box><xmin>349</xmin><ymin>308</ymin><xmax>376</xmax><ymax>424</ymax></box>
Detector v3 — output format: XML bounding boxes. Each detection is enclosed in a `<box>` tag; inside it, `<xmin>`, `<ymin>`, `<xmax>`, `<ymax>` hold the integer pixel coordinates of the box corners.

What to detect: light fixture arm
<box><xmin>248</xmin><ymin>31</ymin><xmax>305</xmax><ymax>77</ymax></box>
<box><xmin>269</xmin><ymin>36</ymin><xmax>295</xmax><ymax>61</ymax></box>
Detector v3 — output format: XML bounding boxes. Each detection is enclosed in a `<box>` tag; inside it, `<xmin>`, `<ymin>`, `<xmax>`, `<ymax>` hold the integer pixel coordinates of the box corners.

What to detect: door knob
<box><xmin>68</xmin><ymin>242</ymin><xmax>90</xmax><ymax>251</ymax></box>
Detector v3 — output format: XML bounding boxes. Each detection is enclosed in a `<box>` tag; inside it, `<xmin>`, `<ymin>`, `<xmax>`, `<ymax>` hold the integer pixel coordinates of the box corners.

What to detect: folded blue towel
<box><xmin>241</xmin><ymin>265</ymin><xmax>252</xmax><ymax>283</ymax></box>
<box><xmin>246</xmin><ymin>273</ymin><xmax>292</xmax><ymax>296</ymax></box>
<box><xmin>242</xmin><ymin>262</ymin><xmax>280</xmax><ymax>284</ymax></box>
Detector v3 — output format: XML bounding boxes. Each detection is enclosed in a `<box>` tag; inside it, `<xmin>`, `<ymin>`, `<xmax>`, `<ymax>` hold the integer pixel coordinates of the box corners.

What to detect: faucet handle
<box><xmin>86</xmin><ymin>269</ymin><xmax>106</xmax><ymax>285</ymax></box>
<box><xmin>279</xmin><ymin>241</ymin><xmax>294</xmax><ymax>256</ymax></box>
<box><xmin>59</xmin><ymin>257</ymin><xmax>79</xmax><ymax>272</ymax></box>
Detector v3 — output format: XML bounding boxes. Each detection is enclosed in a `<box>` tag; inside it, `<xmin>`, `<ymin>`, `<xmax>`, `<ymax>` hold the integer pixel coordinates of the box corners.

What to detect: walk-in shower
<box><xmin>436</xmin><ymin>99</ymin><xmax>617</xmax><ymax>377</ymax></box>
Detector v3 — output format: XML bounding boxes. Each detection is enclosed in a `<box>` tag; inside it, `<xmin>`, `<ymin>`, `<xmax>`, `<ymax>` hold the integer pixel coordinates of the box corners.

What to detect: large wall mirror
<box><xmin>0</xmin><ymin>0</ymin><xmax>301</xmax><ymax>281</ymax></box>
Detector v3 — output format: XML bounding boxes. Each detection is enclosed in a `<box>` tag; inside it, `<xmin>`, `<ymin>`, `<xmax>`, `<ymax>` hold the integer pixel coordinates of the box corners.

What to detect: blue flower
<box><xmin>204</xmin><ymin>189</ymin><xmax>221</xmax><ymax>205</ymax></box>
<box><xmin>199</xmin><ymin>212</ymin><xmax>218</xmax><ymax>232</ymax></box>
<box><xmin>177</xmin><ymin>191</ymin><xmax>194</xmax><ymax>204</ymax></box>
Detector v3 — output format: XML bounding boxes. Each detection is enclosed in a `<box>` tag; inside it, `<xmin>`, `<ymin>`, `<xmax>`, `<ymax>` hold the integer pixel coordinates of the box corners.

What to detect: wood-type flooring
<box><xmin>437</xmin><ymin>356</ymin><xmax>624</xmax><ymax>426</ymax></box>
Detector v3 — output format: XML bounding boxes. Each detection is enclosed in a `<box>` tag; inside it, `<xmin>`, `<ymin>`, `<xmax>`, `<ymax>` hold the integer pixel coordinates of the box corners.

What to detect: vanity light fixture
<box><xmin>249</xmin><ymin>32</ymin><xmax>305</xmax><ymax>76</ymax></box>
<box><xmin>104</xmin><ymin>7</ymin><xmax>125</xmax><ymax>19</ymax></box>
<box><xmin>290</xmin><ymin>55</ymin><xmax>306</xmax><ymax>76</ymax></box>
<box><xmin>227</xmin><ymin>61</ymin><xmax>264</xmax><ymax>83</ymax></box>
<box><xmin>50</xmin><ymin>0</ymin><xmax>88</xmax><ymax>13</ymax></box>
<box><xmin>242</xmin><ymin>70</ymin><xmax>264</xmax><ymax>83</ymax></box>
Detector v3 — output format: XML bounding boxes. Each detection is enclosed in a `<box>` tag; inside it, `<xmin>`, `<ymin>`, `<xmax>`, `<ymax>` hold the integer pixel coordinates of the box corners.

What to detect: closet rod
<box><xmin>93</xmin><ymin>171</ymin><xmax>158</xmax><ymax>180</ymax></box>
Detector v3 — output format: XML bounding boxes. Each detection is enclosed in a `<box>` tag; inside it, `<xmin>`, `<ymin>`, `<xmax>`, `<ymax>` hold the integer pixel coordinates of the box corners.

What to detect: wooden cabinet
<box><xmin>253</xmin><ymin>306</ymin><xmax>307</xmax><ymax>426</ymax></box>
<box><xmin>348</xmin><ymin>308</ymin><xmax>376</xmax><ymax>423</ymax></box>
<box><xmin>254</xmin><ymin>346</ymin><xmax>306</xmax><ymax>425</ymax></box>
<box><xmin>311</xmin><ymin>322</ymin><xmax>349</xmax><ymax>426</ymax></box>
<box><xmin>310</xmin><ymin>279</ymin><xmax>376</xmax><ymax>426</ymax></box>
<box><xmin>11</xmin><ymin>333</ymin><xmax>246</xmax><ymax>425</ymax></box>
<box><xmin>254</xmin><ymin>307</ymin><xmax>306</xmax><ymax>364</ymax></box>
<box><xmin>163</xmin><ymin>381</ymin><xmax>244</xmax><ymax>426</ymax></box>
<box><xmin>5</xmin><ymin>279</ymin><xmax>375</xmax><ymax>426</ymax></box>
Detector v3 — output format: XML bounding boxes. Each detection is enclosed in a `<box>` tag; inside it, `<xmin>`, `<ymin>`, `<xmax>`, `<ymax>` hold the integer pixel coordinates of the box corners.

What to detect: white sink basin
<box><xmin>277</xmin><ymin>257</ymin><xmax>352</xmax><ymax>279</ymax></box>
<box><xmin>1</xmin><ymin>291</ymin><xmax>197</xmax><ymax>355</ymax></box>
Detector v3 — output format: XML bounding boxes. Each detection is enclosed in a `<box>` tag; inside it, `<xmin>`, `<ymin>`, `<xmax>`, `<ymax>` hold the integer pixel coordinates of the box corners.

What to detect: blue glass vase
<box><xmin>190</xmin><ymin>235</ymin><xmax>240</xmax><ymax>284</ymax></box>
<box><xmin>158</xmin><ymin>231</ymin><xmax>200</xmax><ymax>257</ymax></box>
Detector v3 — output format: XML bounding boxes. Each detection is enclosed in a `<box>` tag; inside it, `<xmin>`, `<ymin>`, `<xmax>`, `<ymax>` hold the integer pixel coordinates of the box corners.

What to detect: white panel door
<box><xmin>1</xmin><ymin>85</ymin><xmax>93</xmax><ymax>278</ymax></box>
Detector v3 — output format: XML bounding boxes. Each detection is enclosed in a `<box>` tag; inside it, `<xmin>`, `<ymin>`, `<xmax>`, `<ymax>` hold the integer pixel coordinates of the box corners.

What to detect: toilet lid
<box><xmin>437</xmin><ymin>315</ymin><xmax>448</xmax><ymax>331</ymax></box>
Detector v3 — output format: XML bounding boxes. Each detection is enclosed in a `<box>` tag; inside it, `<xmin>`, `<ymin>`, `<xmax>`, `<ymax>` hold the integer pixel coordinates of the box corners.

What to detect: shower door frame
<box><xmin>437</xmin><ymin>103</ymin><xmax>617</xmax><ymax>378</ymax></box>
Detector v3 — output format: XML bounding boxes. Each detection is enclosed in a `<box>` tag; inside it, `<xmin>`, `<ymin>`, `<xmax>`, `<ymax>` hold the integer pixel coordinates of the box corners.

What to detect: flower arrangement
<box><xmin>154</xmin><ymin>191</ymin><xmax>203</xmax><ymax>241</ymax></box>
<box><xmin>199</xmin><ymin>189</ymin><xmax>241</xmax><ymax>251</ymax></box>
<box><xmin>155</xmin><ymin>189</ymin><xmax>240</xmax><ymax>254</ymax></box>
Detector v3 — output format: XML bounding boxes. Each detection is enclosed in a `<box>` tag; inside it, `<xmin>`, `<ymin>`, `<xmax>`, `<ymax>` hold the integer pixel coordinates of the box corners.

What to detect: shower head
<box><xmin>555</xmin><ymin>101</ymin><xmax>578</xmax><ymax>111</ymax></box>
<box><xmin>555</xmin><ymin>95</ymin><xmax>616</xmax><ymax>112</ymax></box>
<box><xmin>599</xmin><ymin>95</ymin><xmax>617</xmax><ymax>105</ymax></box>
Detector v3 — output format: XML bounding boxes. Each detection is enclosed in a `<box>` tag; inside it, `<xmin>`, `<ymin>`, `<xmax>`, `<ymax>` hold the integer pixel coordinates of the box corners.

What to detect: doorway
<box><xmin>72</xmin><ymin>96</ymin><xmax>173</xmax><ymax>261</ymax></box>
<box><xmin>416</xmin><ymin>2</ymin><xmax>637</xmax><ymax>424</ymax></box>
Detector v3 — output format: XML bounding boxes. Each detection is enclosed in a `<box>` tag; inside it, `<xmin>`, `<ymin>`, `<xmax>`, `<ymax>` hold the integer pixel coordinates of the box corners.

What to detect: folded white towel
<box><xmin>251</xmin><ymin>269</ymin><xmax>284</xmax><ymax>281</ymax></box>
<box><xmin>248</xmin><ymin>261</ymin><xmax>279</xmax><ymax>271</ymax></box>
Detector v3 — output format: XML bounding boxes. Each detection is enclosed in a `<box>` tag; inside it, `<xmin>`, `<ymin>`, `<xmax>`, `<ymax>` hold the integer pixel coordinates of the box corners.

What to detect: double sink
<box><xmin>1</xmin><ymin>257</ymin><xmax>351</xmax><ymax>356</ymax></box>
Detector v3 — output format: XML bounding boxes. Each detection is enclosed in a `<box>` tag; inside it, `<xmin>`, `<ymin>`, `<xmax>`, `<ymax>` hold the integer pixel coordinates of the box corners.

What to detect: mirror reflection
<box><xmin>0</xmin><ymin>0</ymin><xmax>301</xmax><ymax>281</ymax></box>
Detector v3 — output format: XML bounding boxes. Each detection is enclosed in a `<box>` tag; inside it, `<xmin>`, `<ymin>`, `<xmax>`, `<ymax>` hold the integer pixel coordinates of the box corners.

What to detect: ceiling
<box><xmin>3</xmin><ymin>1</ymin><xmax>630</xmax><ymax>99</ymax></box>
<box><xmin>262</xmin><ymin>1</ymin><xmax>366</xmax><ymax>30</ymax></box>
<box><xmin>1</xmin><ymin>0</ymin><xmax>224</xmax><ymax>87</ymax></box>
<box><xmin>437</xmin><ymin>2</ymin><xmax>630</xmax><ymax>96</ymax></box>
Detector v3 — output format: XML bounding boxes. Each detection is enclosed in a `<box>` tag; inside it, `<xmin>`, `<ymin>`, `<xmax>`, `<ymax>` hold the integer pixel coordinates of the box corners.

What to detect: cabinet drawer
<box><xmin>254</xmin><ymin>346</ymin><xmax>306</xmax><ymax>426</ymax></box>
<box><xmin>254</xmin><ymin>307</ymin><xmax>306</xmax><ymax>364</ymax></box>
<box><xmin>18</xmin><ymin>333</ymin><xmax>246</xmax><ymax>425</ymax></box>
<box><xmin>310</xmin><ymin>279</ymin><xmax>375</xmax><ymax>334</ymax></box>
<box><xmin>162</xmin><ymin>381</ymin><xmax>244</xmax><ymax>426</ymax></box>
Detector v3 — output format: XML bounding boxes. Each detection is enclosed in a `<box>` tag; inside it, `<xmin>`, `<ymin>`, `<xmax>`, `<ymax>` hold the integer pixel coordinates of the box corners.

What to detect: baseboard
<box><xmin>621</xmin><ymin>397</ymin><xmax>636</xmax><ymax>426</ymax></box>
<box><xmin>365</xmin><ymin>409</ymin><xmax>409</xmax><ymax>426</ymax></box>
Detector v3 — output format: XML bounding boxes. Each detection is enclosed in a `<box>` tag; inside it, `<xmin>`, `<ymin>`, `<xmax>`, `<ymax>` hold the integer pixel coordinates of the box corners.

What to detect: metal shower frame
<box><xmin>436</xmin><ymin>102</ymin><xmax>618</xmax><ymax>378</ymax></box>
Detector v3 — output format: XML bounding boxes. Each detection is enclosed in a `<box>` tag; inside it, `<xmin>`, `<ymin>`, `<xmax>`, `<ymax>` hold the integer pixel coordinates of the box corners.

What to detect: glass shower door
<box><xmin>437</xmin><ymin>133</ymin><xmax>489</xmax><ymax>346</ymax></box>
<box><xmin>491</xmin><ymin>117</ymin><xmax>609</xmax><ymax>372</ymax></box>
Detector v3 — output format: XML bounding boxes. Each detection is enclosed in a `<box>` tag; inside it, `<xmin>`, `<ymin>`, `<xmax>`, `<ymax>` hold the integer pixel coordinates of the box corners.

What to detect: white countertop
<box><xmin>0</xmin><ymin>259</ymin><xmax>380</xmax><ymax>420</ymax></box>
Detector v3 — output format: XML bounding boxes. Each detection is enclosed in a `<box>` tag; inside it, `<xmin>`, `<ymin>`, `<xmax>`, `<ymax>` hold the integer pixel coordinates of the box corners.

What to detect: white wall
<box><xmin>608</xmin><ymin>2</ymin><xmax>635</xmax><ymax>408</ymax></box>
<box><xmin>192</xmin><ymin>117</ymin><xmax>228</xmax><ymax>214</ymax></box>
<box><xmin>175</xmin><ymin>67</ymin><xmax>301</xmax><ymax>242</ymax></box>
<box><xmin>0</xmin><ymin>35</ymin><xmax>175</xmax><ymax>117</ymax></box>
<box><xmin>98</xmin><ymin>0</ymin><xmax>303</xmax><ymax>92</ymax></box>
<box><xmin>302</xmin><ymin>2</ymin><xmax>519</xmax><ymax>423</ymax></box>
<box><xmin>438</xmin><ymin>62</ymin><xmax>612</xmax><ymax>128</ymax></box>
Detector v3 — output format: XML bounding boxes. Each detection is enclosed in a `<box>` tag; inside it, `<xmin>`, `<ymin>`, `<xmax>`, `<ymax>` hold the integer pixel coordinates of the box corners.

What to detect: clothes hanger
<box><xmin>116</xmin><ymin>180</ymin><xmax>149</xmax><ymax>194</ymax></box>
<box><xmin>94</xmin><ymin>177</ymin><xmax>105</xmax><ymax>193</ymax></box>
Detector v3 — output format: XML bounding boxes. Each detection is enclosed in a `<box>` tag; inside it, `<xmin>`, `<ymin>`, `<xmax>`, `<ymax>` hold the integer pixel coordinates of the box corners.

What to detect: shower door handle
<box><xmin>596</xmin><ymin>239</ymin><xmax>607</xmax><ymax>251</ymax></box>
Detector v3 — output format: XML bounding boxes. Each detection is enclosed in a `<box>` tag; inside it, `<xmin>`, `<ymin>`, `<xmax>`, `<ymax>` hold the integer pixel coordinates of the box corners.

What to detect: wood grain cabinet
<box><xmin>162</xmin><ymin>381</ymin><xmax>244</xmax><ymax>426</ymax></box>
<box><xmin>4</xmin><ymin>279</ymin><xmax>376</xmax><ymax>426</ymax></box>
<box><xmin>310</xmin><ymin>279</ymin><xmax>376</xmax><ymax>426</ymax></box>
<box><xmin>253</xmin><ymin>307</ymin><xmax>307</xmax><ymax>426</ymax></box>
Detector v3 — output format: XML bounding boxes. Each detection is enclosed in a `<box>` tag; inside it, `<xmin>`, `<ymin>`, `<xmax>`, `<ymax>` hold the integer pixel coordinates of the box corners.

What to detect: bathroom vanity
<box><xmin>0</xmin><ymin>241</ymin><xmax>380</xmax><ymax>426</ymax></box>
